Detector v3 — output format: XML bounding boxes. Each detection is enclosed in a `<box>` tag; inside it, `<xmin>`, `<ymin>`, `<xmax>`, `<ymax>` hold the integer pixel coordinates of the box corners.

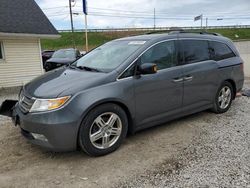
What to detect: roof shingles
<box><xmin>0</xmin><ymin>0</ymin><xmax>59</xmax><ymax>35</ymax></box>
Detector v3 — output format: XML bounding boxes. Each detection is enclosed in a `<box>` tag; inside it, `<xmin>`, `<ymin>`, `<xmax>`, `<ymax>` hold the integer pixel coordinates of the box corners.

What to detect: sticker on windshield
<box><xmin>128</xmin><ymin>41</ymin><xmax>146</xmax><ymax>45</ymax></box>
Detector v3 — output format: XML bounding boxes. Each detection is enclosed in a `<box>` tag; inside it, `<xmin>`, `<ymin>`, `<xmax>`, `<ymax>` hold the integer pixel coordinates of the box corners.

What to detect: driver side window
<box><xmin>118</xmin><ymin>40</ymin><xmax>178</xmax><ymax>79</ymax></box>
<box><xmin>139</xmin><ymin>40</ymin><xmax>177</xmax><ymax>70</ymax></box>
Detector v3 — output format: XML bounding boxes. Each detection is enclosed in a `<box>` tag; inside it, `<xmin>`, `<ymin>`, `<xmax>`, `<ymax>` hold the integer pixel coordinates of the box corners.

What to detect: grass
<box><xmin>41</xmin><ymin>28</ymin><xmax>250</xmax><ymax>51</ymax></box>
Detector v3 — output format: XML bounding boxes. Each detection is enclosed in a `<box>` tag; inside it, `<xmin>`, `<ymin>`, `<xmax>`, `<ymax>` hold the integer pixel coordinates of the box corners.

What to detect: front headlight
<box><xmin>30</xmin><ymin>96</ymin><xmax>70</xmax><ymax>112</ymax></box>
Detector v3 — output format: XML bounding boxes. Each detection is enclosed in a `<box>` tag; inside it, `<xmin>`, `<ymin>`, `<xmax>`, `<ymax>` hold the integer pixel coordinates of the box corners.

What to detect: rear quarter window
<box><xmin>209</xmin><ymin>41</ymin><xmax>236</xmax><ymax>61</ymax></box>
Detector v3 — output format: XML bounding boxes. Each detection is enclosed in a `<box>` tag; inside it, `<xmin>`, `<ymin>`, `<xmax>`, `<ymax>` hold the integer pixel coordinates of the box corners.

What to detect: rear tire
<box><xmin>212</xmin><ymin>81</ymin><xmax>234</xmax><ymax>114</ymax></box>
<box><xmin>78</xmin><ymin>103</ymin><xmax>128</xmax><ymax>157</ymax></box>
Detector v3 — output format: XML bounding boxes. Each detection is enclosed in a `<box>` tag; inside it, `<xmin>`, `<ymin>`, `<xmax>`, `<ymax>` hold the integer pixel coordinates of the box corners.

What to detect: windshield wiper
<box><xmin>76</xmin><ymin>66</ymin><xmax>102</xmax><ymax>72</ymax></box>
<box><xmin>68</xmin><ymin>64</ymin><xmax>78</xmax><ymax>70</ymax></box>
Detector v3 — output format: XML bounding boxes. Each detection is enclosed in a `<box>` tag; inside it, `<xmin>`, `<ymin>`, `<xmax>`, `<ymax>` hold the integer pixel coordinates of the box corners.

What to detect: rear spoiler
<box><xmin>0</xmin><ymin>100</ymin><xmax>18</xmax><ymax>117</ymax></box>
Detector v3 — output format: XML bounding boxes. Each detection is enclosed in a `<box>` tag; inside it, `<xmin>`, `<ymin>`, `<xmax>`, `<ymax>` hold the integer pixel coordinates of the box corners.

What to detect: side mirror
<box><xmin>138</xmin><ymin>63</ymin><xmax>157</xmax><ymax>75</ymax></box>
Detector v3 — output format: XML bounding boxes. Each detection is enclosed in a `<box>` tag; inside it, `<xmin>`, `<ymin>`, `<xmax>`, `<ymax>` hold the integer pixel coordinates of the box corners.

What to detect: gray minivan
<box><xmin>0</xmin><ymin>31</ymin><xmax>244</xmax><ymax>156</ymax></box>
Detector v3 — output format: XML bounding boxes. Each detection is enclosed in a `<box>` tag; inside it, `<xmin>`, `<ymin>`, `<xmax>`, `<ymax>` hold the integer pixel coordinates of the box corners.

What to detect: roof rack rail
<box><xmin>169</xmin><ymin>30</ymin><xmax>221</xmax><ymax>36</ymax></box>
<box><xmin>146</xmin><ymin>28</ymin><xmax>184</xmax><ymax>35</ymax></box>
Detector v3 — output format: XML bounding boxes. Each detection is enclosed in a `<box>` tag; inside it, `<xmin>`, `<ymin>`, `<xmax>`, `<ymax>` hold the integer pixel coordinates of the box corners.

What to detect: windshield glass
<box><xmin>52</xmin><ymin>49</ymin><xmax>75</xmax><ymax>58</ymax></box>
<box><xmin>71</xmin><ymin>40</ymin><xmax>146</xmax><ymax>72</ymax></box>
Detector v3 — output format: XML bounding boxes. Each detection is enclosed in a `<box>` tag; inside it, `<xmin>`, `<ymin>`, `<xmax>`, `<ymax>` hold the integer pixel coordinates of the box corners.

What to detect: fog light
<box><xmin>31</xmin><ymin>133</ymin><xmax>48</xmax><ymax>142</ymax></box>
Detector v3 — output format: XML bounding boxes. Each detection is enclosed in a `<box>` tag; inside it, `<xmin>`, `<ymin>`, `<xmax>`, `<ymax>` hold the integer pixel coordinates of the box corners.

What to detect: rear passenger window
<box><xmin>139</xmin><ymin>40</ymin><xmax>177</xmax><ymax>70</ymax></box>
<box><xmin>209</xmin><ymin>41</ymin><xmax>236</xmax><ymax>61</ymax></box>
<box><xmin>181</xmin><ymin>40</ymin><xmax>210</xmax><ymax>64</ymax></box>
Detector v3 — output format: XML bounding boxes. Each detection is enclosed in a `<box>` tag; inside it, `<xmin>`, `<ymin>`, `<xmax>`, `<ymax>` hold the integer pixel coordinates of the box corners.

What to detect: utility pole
<box><xmin>83</xmin><ymin>0</ymin><xmax>88</xmax><ymax>52</ymax></box>
<box><xmin>201</xmin><ymin>14</ymin><xmax>203</xmax><ymax>29</ymax></box>
<box><xmin>206</xmin><ymin>17</ymin><xmax>208</xmax><ymax>30</ymax></box>
<box><xmin>154</xmin><ymin>8</ymin><xmax>156</xmax><ymax>30</ymax></box>
<box><xmin>69</xmin><ymin>0</ymin><xmax>75</xmax><ymax>48</ymax></box>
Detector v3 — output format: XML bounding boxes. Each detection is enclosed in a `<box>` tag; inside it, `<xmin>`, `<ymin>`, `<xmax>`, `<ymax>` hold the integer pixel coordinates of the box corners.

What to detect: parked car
<box><xmin>44</xmin><ymin>48</ymin><xmax>81</xmax><ymax>71</ymax></box>
<box><xmin>42</xmin><ymin>50</ymin><xmax>55</xmax><ymax>66</ymax></box>
<box><xmin>0</xmin><ymin>31</ymin><xmax>244</xmax><ymax>156</ymax></box>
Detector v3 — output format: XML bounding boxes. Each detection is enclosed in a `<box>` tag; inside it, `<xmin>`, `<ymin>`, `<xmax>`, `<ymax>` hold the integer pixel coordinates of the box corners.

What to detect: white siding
<box><xmin>0</xmin><ymin>39</ymin><xmax>43</xmax><ymax>88</ymax></box>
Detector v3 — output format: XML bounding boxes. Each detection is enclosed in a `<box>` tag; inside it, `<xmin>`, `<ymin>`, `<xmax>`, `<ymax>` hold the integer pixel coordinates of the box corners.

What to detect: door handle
<box><xmin>183</xmin><ymin>75</ymin><xmax>193</xmax><ymax>81</ymax></box>
<box><xmin>172</xmin><ymin>78</ymin><xmax>184</xmax><ymax>83</ymax></box>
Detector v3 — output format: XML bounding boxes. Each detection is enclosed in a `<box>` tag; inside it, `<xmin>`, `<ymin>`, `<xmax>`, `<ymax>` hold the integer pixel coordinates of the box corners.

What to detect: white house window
<box><xmin>0</xmin><ymin>42</ymin><xmax>4</xmax><ymax>60</ymax></box>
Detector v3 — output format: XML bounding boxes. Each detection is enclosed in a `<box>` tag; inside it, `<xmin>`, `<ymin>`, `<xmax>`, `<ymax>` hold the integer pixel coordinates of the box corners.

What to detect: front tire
<box><xmin>78</xmin><ymin>103</ymin><xmax>128</xmax><ymax>156</ymax></box>
<box><xmin>212</xmin><ymin>81</ymin><xmax>234</xmax><ymax>114</ymax></box>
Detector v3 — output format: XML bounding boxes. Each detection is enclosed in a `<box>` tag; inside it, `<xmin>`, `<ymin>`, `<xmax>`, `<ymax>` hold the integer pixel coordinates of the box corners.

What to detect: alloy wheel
<box><xmin>89</xmin><ymin>112</ymin><xmax>122</xmax><ymax>149</ymax></box>
<box><xmin>218</xmin><ymin>86</ymin><xmax>232</xmax><ymax>109</ymax></box>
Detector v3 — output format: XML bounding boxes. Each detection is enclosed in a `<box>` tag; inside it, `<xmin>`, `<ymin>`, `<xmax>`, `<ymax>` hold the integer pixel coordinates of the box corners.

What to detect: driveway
<box><xmin>0</xmin><ymin>81</ymin><xmax>249</xmax><ymax>188</ymax></box>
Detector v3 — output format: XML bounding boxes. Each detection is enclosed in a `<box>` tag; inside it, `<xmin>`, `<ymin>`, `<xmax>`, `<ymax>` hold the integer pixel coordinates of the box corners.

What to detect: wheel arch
<box><xmin>76</xmin><ymin>99</ymin><xmax>135</xmax><ymax>147</ymax></box>
<box><xmin>224</xmin><ymin>79</ymin><xmax>236</xmax><ymax>99</ymax></box>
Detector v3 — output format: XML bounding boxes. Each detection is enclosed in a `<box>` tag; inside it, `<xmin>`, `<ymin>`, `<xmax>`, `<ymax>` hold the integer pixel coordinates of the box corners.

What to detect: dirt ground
<box><xmin>0</xmin><ymin>81</ymin><xmax>249</xmax><ymax>188</ymax></box>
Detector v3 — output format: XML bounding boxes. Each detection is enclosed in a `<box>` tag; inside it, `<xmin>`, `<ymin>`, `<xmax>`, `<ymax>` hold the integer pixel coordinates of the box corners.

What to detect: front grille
<box><xmin>19</xmin><ymin>91</ymin><xmax>35</xmax><ymax>113</ymax></box>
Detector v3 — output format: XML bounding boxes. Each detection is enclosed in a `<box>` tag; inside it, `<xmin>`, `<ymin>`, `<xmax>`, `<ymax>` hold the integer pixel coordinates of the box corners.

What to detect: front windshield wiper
<box><xmin>76</xmin><ymin>66</ymin><xmax>102</xmax><ymax>72</ymax></box>
<box><xmin>68</xmin><ymin>64</ymin><xmax>79</xmax><ymax>70</ymax></box>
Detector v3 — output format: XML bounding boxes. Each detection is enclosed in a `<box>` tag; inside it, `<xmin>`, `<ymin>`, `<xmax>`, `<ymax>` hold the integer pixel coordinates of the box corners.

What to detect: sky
<box><xmin>35</xmin><ymin>0</ymin><xmax>250</xmax><ymax>30</ymax></box>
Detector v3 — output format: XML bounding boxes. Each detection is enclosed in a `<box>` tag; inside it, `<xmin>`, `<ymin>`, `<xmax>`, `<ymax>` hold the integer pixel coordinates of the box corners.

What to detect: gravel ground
<box><xmin>0</xmin><ymin>82</ymin><xmax>249</xmax><ymax>188</ymax></box>
<box><xmin>118</xmin><ymin>82</ymin><xmax>250</xmax><ymax>188</ymax></box>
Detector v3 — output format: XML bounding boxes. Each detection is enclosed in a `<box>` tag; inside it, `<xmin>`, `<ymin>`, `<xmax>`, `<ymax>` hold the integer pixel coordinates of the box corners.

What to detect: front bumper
<box><xmin>12</xmin><ymin>104</ymin><xmax>80</xmax><ymax>152</ymax></box>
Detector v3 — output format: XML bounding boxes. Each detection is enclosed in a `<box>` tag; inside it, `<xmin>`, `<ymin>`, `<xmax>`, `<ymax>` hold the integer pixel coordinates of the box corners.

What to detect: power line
<box><xmin>69</xmin><ymin>11</ymin><xmax>250</xmax><ymax>20</ymax></box>
<box><xmin>78</xmin><ymin>12</ymin><xmax>194</xmax><ymax>20</ymax></box>
<box><xmin>42</xmin><ymin>4</ymin><xmax>250</xmax><ymax>19</ymax></box>
<box><xmin>44</xmin><ymin>7</ymin><xmax>250</xmax><ymax>21</ymax></box>
<box><xmin>46</xmin><ymin>11</ymin><xmax>250</xmax><ymax>21</ymax></box>
<box><xmin>43</xmin><ymin>5</ymin><xmax>250</xmax><ymax>19</ymax></box>
<box><xmin>75</xmin><ymin>5</ymin><xmax>250</xmax><ymax>17</ymax></box>
<box><xmin>42</xmin><ymin>6</ymin><xmax>68</xmax><ymax>10</ymax></box>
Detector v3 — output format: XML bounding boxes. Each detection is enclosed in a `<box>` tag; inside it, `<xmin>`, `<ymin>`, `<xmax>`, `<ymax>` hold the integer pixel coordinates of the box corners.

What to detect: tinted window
<box><xmin>210</xmin><ymin>41</ymin><xmax>236</xmax><ymax>61</ymax></box>
<box><xmin>0</xmin><ymin>42</ymin><xmax>3</xmax><ymax>59</ymax></box>
<box><xmin>181</xmin><ymin>40</ymin><xmax>210</xmax><ymax>64</ymax></box>
<box><xmin>139</xmin><ymin>40</ymin><xmax>177</xmax><ymax>70</ymax></box>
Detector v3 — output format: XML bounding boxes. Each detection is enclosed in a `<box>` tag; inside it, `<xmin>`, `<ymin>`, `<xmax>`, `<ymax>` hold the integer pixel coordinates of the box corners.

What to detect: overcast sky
<box><xmin>35</xmin><ymin>0</ymin><xmax>250</xmax><ymax>30</ymax></box>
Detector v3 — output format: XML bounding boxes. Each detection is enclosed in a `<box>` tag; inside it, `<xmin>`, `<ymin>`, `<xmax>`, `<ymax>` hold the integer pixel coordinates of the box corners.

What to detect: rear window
<box><xmin>180</xmin><ymin>40</ymin><xmax>210</xmax><ymax>64</ymax></box>
<box><xmin>52</xmin><ymin>50</ymin><xmax>76</xmax><ymax>59</ymax></box>
<box><xmin>209</xmin><ymin>41</ymin><xmax>236</xmax><ymax>61</ymax></box>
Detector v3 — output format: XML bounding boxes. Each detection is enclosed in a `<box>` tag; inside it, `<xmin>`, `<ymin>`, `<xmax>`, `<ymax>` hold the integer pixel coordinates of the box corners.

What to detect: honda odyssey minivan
<box><xmin>0</xmin><ymin>31</ymin><xmax>244</xmax><ymax>156</ymax></box>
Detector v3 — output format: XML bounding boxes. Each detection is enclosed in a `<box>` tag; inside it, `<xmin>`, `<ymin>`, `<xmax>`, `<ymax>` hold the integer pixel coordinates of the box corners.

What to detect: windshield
<box><xmin>71</xmin><ymin>40</ymin><xmax>146</xmax><ymax>72</ymax></box>
<box><xmin>52</xmin><ymin>49</ymin><xmax>75</xmax><ymax>59</ymax></box>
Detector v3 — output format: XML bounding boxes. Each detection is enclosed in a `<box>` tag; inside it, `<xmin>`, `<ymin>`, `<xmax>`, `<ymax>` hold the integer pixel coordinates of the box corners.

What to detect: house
<box><xmin>0</xmin><ymin>0</ymin><xmax>60</xmax><ymax>88</ymax></box>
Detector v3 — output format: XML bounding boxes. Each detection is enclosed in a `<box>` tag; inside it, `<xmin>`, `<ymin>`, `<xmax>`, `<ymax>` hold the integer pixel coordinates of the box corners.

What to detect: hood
<box><xmin>24</xmin><ymin>67</ymin><xmax>112</xmax><ymax>98</ymax></box>
<box><xmin>46</xmin><ymin>57</ymin><xmax>75</xmax><ymax>64</ymax></box>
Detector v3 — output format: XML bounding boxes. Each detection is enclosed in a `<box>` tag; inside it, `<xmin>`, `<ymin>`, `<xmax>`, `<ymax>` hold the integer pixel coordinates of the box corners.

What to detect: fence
<box><xmin>58</xmin><ymin>25</ymin><xmax>250</xmax><ymax>33</ymax></box>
